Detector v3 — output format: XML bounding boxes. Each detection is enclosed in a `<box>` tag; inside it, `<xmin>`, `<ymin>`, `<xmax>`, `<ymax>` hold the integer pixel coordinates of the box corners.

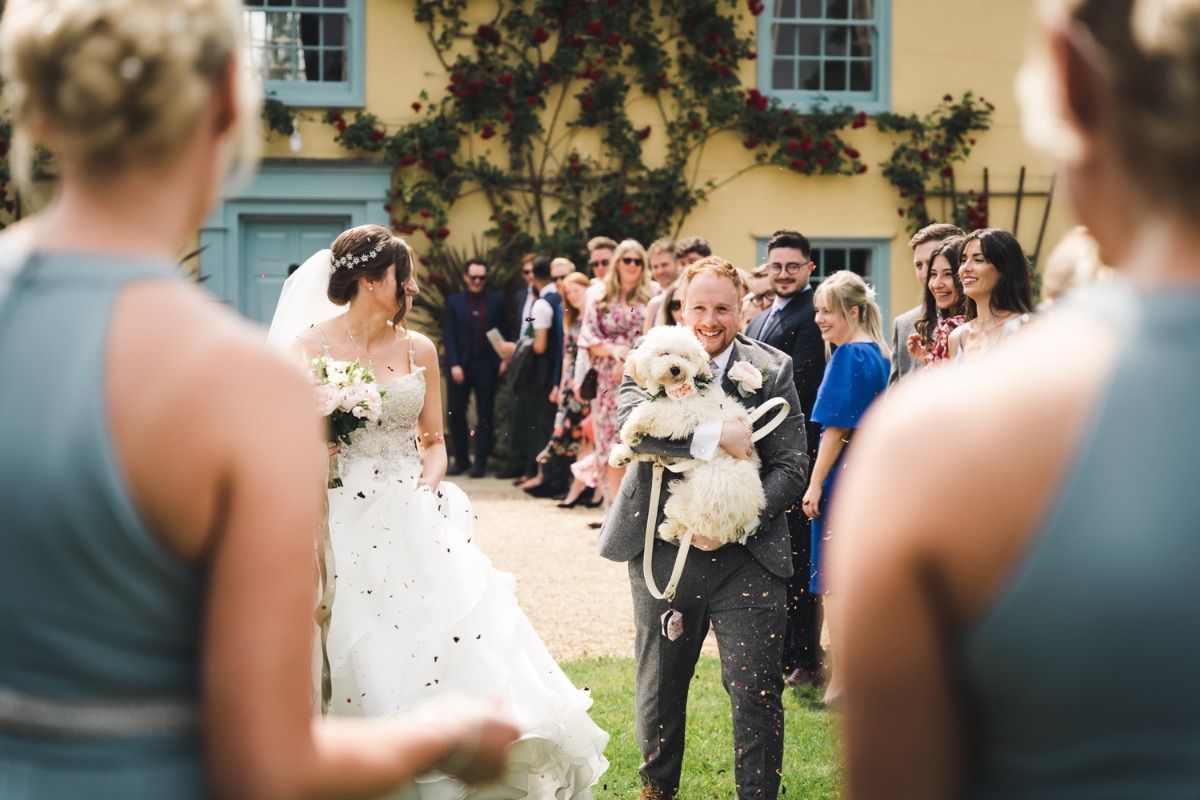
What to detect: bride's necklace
<box><xmin>346</xmin><ymin>317</ymin><xmax>393</xmax><ymax>365</ymax></box>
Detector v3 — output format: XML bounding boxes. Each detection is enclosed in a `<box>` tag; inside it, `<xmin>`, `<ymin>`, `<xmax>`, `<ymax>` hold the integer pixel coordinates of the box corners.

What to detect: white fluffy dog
<box><xmin>609</xmin><ymin>325</ymin><xmax>766</xmax><ymax>545</ymax></box>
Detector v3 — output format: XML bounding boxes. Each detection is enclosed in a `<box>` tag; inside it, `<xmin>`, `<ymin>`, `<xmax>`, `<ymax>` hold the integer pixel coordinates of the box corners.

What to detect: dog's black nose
<box><xmin>669</xmin><ymin>366</ymin><xmax>680</xmax><ymax>376</ymax></box>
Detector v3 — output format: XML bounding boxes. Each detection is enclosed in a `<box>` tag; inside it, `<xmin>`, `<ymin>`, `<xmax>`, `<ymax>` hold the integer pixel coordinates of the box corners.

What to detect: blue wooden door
<box><xmin>240</xmin><ymin>218</ymin><xmax>348</xmax><ymax>325</ymax></box>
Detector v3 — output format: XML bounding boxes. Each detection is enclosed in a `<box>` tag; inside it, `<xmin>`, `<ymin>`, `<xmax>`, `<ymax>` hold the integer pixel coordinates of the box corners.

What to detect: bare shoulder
<box><xmin>407</xmin><ymin>329</ymin><xmax>438</xmax><ymax>362</ymax></box>
<box><xmin>831</xmin><ymin>309</ymin><xmax>1119</xmax><ymax>620</ymax></box>
<box><xmin>290</xmin><ymin>324</ymin><xmax>329</xmax><ymax>363</ymax></box>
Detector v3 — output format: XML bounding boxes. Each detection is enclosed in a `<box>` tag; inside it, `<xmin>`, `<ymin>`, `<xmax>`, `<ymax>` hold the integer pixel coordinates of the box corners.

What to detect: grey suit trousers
<box><xmin>631</xmin><ymin>540</ymin><xmax>786</xmax><ymax>799</ymax></box>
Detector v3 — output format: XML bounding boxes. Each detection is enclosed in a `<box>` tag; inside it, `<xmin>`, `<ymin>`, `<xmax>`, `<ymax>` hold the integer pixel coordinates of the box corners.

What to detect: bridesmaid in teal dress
<box><xmin>800</xmin><ymin>270</ymin><xmax>890</xmax><ymax>704</ymax></box>
<box><xmin>0</xmin><ymin>1</ymin><xmax>516</xmax><ymax>797</ymax></box>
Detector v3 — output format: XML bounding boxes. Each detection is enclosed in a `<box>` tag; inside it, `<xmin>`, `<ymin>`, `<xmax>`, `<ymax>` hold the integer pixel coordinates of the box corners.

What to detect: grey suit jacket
<box><xmin>888</xmin><ymin>305</ymin><xmax>921</xmax><ymax>386</ymax></box>
<box><xmin>596</xmin><ymin>334</ymin><xmax>809</xmax><ymax>579</ymax></box>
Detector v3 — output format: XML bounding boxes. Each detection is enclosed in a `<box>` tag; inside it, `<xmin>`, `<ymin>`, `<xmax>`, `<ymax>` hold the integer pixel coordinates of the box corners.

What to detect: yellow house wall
<box><xmin>259</xmin><ymin>0</ymin><xmax>1074</xmax><ymax>325</ymax></box>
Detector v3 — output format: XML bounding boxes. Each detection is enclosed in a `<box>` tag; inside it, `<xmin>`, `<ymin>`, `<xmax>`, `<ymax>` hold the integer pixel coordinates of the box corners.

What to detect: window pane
<box><xmin>825</xmin><ymin>60</ymin><xmax>846</xmax><ymax>90</ymax></box>
<box><xmin>776</xmin><ymin>0</ymin><xmax>798</xmax><ymax>18</ymax></box>
<box><xmin>798</xmin><ymin>59</ymin><xmax>820</xmax><ymax>90</ymax></box>
<box><xmin>773</xmin><ymin>59</ymin><xmax>796</xmax><ymax>91</ymax></box>
<box><xmin>825</xmin><ymin>26</ymin><xmax>847</xmax><ymax>56</ymax></box>
<box><xmin>849</xmin><ymin>248</ymin><xmax>870</xmax><ymax>275</ymax></box>
<box><xmin>775</xmin><ymin>24</ymin><xmax>798</xmax><ymax>55</ymax></box>
<box><xmin>849</xmin><ymin>59</ymin><xmax>873</xmax><ymax>91</ymax></box>
<box><xmin>323</xmin><ymin>13</ymin><xmax>345</xmax><ymax>46</ymax></box>
<box><xmin>297</xmin><ymin>0</ymin><xmax>320</xmax><ymax>6</ymax></box>
<box><xmin>852</xmin><ymin>0</ymin><xmax>875</xmax><ymax>18</ymax></box>
<box><xmin>800</xmin><ymin>0</ymin><xmax>823</xmax><ymax>19</ymax></box>
<box><xmin>245</xmin><ymin>0</ymin><xmax>266</xmax><ymax>6</ymax></box>
<box><xmin>849</xmin><ymin>25</ymin><xmax>873</xmax><ymax>56</ymax></box>
<box><xmin>267</xmin><ymin>0</ymin><xmax>290</xmax><ymax>7</ymax></box>
<box><xmin>325</xmin><ymin>0</ymin><xmax>346</xmax><ymax>6</ymax></box>
<box><xmin>323</xmin><ymin>50</ymin><xmax>346</xmax><ymax>82</ymax></box>
<box><xmin>798</xmin><ymin>24</ymin><xmax>821</xmax><ymax>56</ymax></box>
<box><xmin>824</xmin><ymin>249</ymin><xmax>847</xmax><ymax>272</ymax></box>
<box><xmin>827</xmin><ymin>0</ymin><xmax>850</xmax><ymax>18</ymax></box>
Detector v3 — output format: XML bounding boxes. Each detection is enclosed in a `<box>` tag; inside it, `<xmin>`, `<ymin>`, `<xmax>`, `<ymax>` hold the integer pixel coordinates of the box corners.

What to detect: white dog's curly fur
<box><xmin>610</xmin><ymin>325</ymin><xmax>766</xmax><ymax>545</ymax></box>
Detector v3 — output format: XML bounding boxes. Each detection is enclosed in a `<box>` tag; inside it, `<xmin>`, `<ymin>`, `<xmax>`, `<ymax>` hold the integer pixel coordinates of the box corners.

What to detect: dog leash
<box><xmin>641</xmin><ymin>396</ymin><xmax>790</xmax><ymax>605</ymax></box>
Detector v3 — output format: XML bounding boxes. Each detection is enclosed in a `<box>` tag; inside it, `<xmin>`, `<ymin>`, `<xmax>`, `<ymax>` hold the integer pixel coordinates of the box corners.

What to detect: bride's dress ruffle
<box><xmin>325</xmin><ymin>370</ymin><xmax>608</xmax><ymax>799</ymax></box>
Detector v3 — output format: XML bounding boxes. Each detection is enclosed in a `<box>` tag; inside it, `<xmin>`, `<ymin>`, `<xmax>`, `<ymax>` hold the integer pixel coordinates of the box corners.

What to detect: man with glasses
<box><xmin>584</xmin><ymin>235</ymin><xmax>617</xmax><ymax>303</ymax></box>
<box><xmin>740</xmin><ymin>264</ymin><xmax>776</xmax><ymax>331</ymax></box>
<box><xmin>444</xmin><ymin>259</ymin><xmax>508</xmax><ymax>478</ymax></box>
<box><xmin>745</xmin><ymin>229</ymin><xmax>825</xmax><ymax>690</ymax></box>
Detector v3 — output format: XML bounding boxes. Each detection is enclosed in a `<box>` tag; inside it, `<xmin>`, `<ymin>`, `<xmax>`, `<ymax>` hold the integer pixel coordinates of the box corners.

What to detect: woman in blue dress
<box><xmin>800</xmin><ymin>270</ymin><xmax>890</xmax><ymax>705</ymax></box>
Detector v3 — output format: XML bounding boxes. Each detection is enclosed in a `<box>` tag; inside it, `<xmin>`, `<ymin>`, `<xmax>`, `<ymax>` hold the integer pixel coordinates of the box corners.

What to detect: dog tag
<box><xmin>660</xmin><ymin>608</ymin><xmax>684</xmax><ymax>641</ymax></box>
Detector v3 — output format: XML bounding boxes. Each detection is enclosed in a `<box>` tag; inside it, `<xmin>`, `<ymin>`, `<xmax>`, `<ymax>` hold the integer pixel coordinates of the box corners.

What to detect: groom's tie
<box><xmin>709</xmin><ymin>359</ymin><xmax>721</xmax><ymax>383</ymax></box>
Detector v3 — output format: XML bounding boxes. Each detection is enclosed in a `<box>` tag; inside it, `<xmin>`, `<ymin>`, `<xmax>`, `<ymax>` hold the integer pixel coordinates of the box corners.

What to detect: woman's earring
<box><xmin>368</xmin><ymin>285</ymin><xmax>374</xmax><ymax>292</ymax></box>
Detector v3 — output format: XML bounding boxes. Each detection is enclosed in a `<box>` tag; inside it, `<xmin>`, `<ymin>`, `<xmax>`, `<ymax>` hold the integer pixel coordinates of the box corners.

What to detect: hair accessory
<box><xmin>330</xmin><ymin>239</ymin><xmax>387</xmax><ymax>274</ymax></box>
<box><xmin>864</xmin><ymin>283</ymin><xmax>877</xmax><ymax>303</ymax></box>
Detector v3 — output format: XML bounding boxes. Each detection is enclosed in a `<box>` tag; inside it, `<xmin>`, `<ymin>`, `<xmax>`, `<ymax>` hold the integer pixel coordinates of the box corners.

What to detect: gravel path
<box><xmin>461</xmin><ymin>476</ymin><xmax>718</xmax><ymax>662</ymax></box>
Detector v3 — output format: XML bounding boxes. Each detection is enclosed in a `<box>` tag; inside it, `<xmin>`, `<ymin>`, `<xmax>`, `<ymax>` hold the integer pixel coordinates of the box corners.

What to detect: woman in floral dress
<box><xmin>575</xmin><ymin>239</ymin><xmax>657</xmax><ymax>513</ymax></box>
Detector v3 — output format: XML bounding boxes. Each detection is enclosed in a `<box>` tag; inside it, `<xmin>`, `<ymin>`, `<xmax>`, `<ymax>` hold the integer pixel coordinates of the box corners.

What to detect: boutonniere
<box><xmin>648</xmin><ymin>371</ymin><xmax>714</xmax><ymax>401</ymax></box>
<box><xmin>726</xmin><ymin>360</ymin><xmax>766</xmax><ymax>397</ymax></box>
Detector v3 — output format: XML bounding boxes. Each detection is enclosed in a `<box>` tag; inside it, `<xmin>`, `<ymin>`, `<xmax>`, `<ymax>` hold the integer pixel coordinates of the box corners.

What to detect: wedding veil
<box><xmin>266</xmin><ymin>248</ymin><xmax>345</xmax><ymax>351</ymax></box>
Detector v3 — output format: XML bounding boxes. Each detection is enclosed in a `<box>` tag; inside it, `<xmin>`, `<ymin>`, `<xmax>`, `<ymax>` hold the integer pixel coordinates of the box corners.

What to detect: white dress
<box><xmin>324</xmin><ymin>343</ymin><xmax>608</xmax><ymax>799</ymax></box>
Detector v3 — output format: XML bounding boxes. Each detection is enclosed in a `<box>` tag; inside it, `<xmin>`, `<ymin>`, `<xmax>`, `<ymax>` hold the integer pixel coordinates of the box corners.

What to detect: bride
<box><xmin>269</xmin><ymin>224</ymin><xmax>609</xmax><ymax>799</ymax></box>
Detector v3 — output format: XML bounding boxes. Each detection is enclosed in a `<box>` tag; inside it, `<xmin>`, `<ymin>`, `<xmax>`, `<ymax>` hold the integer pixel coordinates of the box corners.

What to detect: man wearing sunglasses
<box><xmin>444</xmin><ymin>259</ymin><xmax>509</xmax><ymax>478</ymax></box>
<box><xmin>744</xmin><ymin>229</ymin><xmax>825</xmax><ymax>691</ymax></box>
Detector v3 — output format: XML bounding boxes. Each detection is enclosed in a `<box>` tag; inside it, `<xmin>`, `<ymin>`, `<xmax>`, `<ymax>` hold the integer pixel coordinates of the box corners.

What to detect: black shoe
<box><xmin>556</xmin><ymin>488</ymin><xmax>594</xmax><ymax>509</ymax></box>
<box><xmin>446</xmin><ymin>462</ymin><xmax>470</xmax><ymax>477</ymax></box>
<box><xmin>468</xmin><ymin>467</ymin><xmax>486</xmax><ymax>478</ymax></box>
<box><xmin>524</xmin><ymin>482</ymin><xmax>560</xmax><ymax>498</ymax></box>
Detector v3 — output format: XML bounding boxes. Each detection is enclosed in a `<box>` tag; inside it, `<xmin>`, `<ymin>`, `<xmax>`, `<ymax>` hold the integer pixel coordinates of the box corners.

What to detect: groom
<box><xmin>598</xmin><ymin>257</ymin><xmax>807</xmax><ymax>800</ymax></box>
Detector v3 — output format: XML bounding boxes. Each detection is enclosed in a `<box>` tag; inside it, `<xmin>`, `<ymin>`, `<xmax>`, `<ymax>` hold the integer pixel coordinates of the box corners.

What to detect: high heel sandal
<box><xmin>556</xmin><ymin>488</ymin><xmax>594</xmax><ymax>509</ymax></box>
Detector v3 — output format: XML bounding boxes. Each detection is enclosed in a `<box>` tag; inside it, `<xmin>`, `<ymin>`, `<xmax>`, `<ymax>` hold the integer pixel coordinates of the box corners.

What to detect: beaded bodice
<box><xmin>324</xmin><ymin>334</ymin><xmax>425</xmax><ymax>480</ymax></box>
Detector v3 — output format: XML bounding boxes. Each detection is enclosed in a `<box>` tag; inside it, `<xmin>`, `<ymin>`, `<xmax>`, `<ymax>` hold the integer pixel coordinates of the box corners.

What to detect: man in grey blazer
<box><xmin>598</xmin><ymin>257</ymin><xmax>807</xmax><ymax>800</ymax></box>
<box><xmin>889</xmin><ymin>222</ymin><xmax>963</xmax><ymax>385</ymax></box>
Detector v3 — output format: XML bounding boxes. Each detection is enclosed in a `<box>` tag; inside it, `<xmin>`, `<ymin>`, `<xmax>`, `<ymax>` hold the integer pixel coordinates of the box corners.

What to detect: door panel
<box><xmin>241</xmin><ymin>218</ymin><xmax>347</xmax><ymax>325</ymax></box>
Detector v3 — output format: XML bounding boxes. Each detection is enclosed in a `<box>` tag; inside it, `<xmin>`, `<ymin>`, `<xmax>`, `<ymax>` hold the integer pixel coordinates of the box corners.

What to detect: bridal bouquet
<box><xmin>310</xmin><ymin>355</ymin><xmax>386</xmax><ymax>446</ymax></box>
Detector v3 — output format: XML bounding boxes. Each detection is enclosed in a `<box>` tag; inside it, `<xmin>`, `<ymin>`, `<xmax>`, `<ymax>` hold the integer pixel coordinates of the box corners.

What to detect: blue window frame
<box><xmin>243</xmin><ymin>0</ymin><xmax>365</xmax><ymax>107</ymax></box>
<box><xmin>757</xmin><ymin>236</ymin><xmax>891</xmax><ymax>319</ymax></box>
<box><xmin>757</xmin><ymin>0</ymin><xmax>891</xmax><ymax>114</ymax></box>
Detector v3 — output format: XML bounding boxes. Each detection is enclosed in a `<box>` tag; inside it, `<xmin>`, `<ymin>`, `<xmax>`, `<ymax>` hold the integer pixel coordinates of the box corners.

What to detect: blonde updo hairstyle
<box><xmin>0</xmin><ymin>0</ymin><xmax>261</xmax><ymax>193</ymax></box>
<box><xmin>327</xmin><ymin>224</ymin><xmax>414</xmax><ymax>327</ymax></box>
<box><xmin>1019</xmin><ymin>0</ymin><xmax>1200</xmax><ymax>222</ymax></box>
<box><xmin>813</xmin><ymin>271</ymin><xmax>892</xmax><ymax>360</ymax></box>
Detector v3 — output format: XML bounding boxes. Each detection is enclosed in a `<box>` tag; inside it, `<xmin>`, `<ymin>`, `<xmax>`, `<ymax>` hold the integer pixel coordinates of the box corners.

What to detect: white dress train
<box><xmin>324</xmin><ymin>347</ymin><xmax>608</xmax><ymax>799</ymax></box>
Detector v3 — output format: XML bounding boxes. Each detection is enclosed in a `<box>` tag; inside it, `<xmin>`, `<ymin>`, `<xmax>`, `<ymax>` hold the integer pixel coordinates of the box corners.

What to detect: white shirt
<box><xmin>530</xmin><ymin>283</ymin><xmax>557</xmax><ymax>330</ymax></box>
<box><xmin>689</xmin><ymin>344</ymin><xmax>736</xmax><ymax>461</ymax></box>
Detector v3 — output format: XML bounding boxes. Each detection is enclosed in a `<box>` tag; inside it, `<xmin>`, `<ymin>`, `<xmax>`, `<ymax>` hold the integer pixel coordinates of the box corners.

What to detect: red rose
<box><xmin>790</xmin><ymin>159</ymin><xmax>807</xmax><ymax>171</ymax></box>
<box><xmin>399</xmin><ymin>155</ymin><xmax>417</xmax><ymax>166</ymax></box>
<box><xmin>743</xmin><ymin>136</ymin><xmax>759</xmax><ymax>149</ymax></box>
<box><xmin>898</xmin><ymin>208</ymin><xmax>906</xmax><ymax>217</ymax></box>
<box><xmin>941</xmin><ymin>166</ymin><xmax>954</xmax><ymax>178</ymax></box>
<box><xmin>785</xmin><ymin>140</ymin><xmax>800</xmax><ymax>152</ymax></box>
<box><xmin>505</xmin><ymin>222</ymin><xmax>517</xmax><ymax>233</ymax></box>
<box><xmin>532</xmin><ymin>26</ymin><xmax>550</xmax><ymax>44</ymax></box>
<box><xmin>481</xmin><ymin>124</ymin><xmax>496</xmax><ymax>139</ymax></box>
<box><xmin>844</xmin><ymin>147</ymin><xmax>860</xmax><ymax>158</ymax></box>
<box><xmin>689</xmin><ymin>118</ymin><xmax>701</xmax><ymax>130</ymax></box>
<box><xmin>434</xmin><ymin>149</ymin><xmax>447</xmax><ymax>161</ymax></box>
<box><xmin>335</xmin><ymin>120</ymin><xmax>347</xmax><ymax>132</ymax></box>
<box><xmin>620</xmin><ymin>202</ymin><xmax>634</xmax><ymax>215</ymax></box>
<box><xmin>858</xmin><ymin>164</ymin><xmax>869</xmax><ymax>174</ymax></box>
<box><xmin>498</xmin><ymin>73</ymin><xmax>514</xmax><ymax>88</ymax></box>
<box><xmin>503</xmin><ymin>111</ymin><xmax>514</xmax><ymax>122</ymax></box>
<box><xmin>527</xmin><ymin>95</ymin><xmax>540</xmax><ymax>106</ymax></box>
<box><xmin>586</xmin><ymin>20</ymin><xmax>604</xmax><ymax>36</ymax></box>
<box><xmin>606</xmin><ymin>32</ymin><xmax>622</xmax><ymax>47</ymax></box>
<box><xmin>638</xmin><ymin>126</ymin><xmax>651</xmax><ymax>140</ymax></box>
<box><xmin>437</xmin><ymin>228</ymin><xmax>451</xmax><ymax>239</ymax></box>
<box><xmin>383</xmin><ymin>203</ymin><xmax>392</xmax><ymax>213</ymax></box>
<box><xmin>580</xmin><ymin>95</ymin><xmax>594</xmax><ymax>111</ymax></box>
<box><xmin>370</xmin><ymin>129</ymin><xmax>385</xmax><ymax>141</ymax></box>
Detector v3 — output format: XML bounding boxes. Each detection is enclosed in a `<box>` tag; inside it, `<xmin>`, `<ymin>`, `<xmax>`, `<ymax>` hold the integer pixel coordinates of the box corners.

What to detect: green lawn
<box><xmin>563</xmin><ymin>656</ymin><xmax>842</xmax><ymax>799</ymax></box>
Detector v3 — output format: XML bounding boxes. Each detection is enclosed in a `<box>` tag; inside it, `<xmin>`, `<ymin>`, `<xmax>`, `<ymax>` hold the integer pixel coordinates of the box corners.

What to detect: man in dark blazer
<box><xmin>598</xmin><ymin>257</ymin><xmax>807</xmax><ymax>800</ymax></box>
<box><xmin>744</xmin><ymin>229</ymin><xmax>826</xmax><ymax>689</ymax></box>
<box><xmin>443</xmin><ymin>259</ymin><xmax>507</xmax><ymax>477</ymax></box>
